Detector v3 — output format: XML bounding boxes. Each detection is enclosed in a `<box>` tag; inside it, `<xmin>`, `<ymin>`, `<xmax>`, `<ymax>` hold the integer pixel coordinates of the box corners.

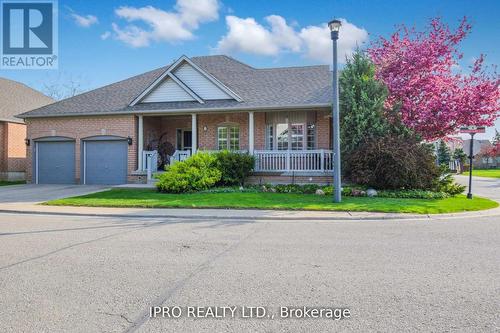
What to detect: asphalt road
<box><xmin>0</xmin><ymin>211</ymin><xmax>499</xmax><ymax>332</ymax></box>
<box><xmin>454</xmin><ymin>174</ymin><xmax>500</xmax><ymax>202</ymax></box>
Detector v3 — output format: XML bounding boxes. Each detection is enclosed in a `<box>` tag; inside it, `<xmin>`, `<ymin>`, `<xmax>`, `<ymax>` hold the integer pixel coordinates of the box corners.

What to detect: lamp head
<box><xmin>328</xmin><ymin>19</ymin><xmax>341</xmax><ymax>40</ymax></box>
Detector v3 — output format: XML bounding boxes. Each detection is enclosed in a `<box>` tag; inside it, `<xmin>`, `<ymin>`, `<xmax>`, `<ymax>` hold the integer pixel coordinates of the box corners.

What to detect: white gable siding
<box><xmin>174</xmin><ymin>63</ymin><xmax>232</xmax><ymax>100</ymax></box>
<box><xmin>142</xmin><ymin>78</ymin><xmax>195</xmax><ymax>103</ymax></box>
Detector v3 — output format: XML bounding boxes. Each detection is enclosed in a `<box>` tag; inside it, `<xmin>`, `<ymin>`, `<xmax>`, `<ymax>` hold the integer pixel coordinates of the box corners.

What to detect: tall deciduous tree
<box><xmin>368</xmin><ymin>17</ymin><xmax>500</xmax><ymax>140</ymax></box>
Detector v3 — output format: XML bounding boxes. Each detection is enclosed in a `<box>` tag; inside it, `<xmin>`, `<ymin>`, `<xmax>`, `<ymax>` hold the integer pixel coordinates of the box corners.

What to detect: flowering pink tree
<box><xmin>368</xmin><ymin>17</ymin><xmax>500</xmax><ymax>140</ymax></box>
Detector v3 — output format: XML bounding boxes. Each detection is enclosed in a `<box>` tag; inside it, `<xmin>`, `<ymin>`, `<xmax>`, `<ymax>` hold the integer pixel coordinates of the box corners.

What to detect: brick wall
<box><xmin>26</xmin><ymin>115</ymin><xmax>136</xmax><ymax>183</ymax></box>
<box><xmin>6</xmin><ymin>122</ymin><xmax>27</xmax><ymax>172</ymax></box>
<box><xmin>198</xmin><ymin>112</ymin><xmax>250</xmax><ymax>150</ymax></box>
<box><xmin>316</xmin><ymin>110</ymin><xmax>331</xmax><ymax>149</ymax></box>
<box><xmin>162</xmin><ymin>116</ymin><xmax>191</xmax><ymax>149</ymax></box>
<box><xmin>254</xmin><ymin>112</ymin><xmax>265</xmax><ymax>150</ymax></box>
<box><xmin>0</xmin><ymin>123</ymin><xmax>6</xmax><ymax>172</ymax></box>
<box><xmin>247</xmin><ymin>174</ymin><xmax>333</xmax><ymax>185</ymax></box>
<box><xmin>0</xmin><ymin>121</ymin><xmax>27</xmax><ymax>174</ymax></box>
<box><xmin>143</xmin><ymin>110</ymin><xmax>329</xmax><ymax>153</ymax></box>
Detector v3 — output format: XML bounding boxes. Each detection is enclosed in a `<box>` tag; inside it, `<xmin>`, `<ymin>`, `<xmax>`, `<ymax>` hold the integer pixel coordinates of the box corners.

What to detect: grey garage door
<box><xmin>84</xmin><ymin>139</ymin><xmax>128</xmax><ymax>185</ymax></box>
<box><xmin>36</xmin><ymin>140</ymin><xmax>75</xmax><ymax>184</ymax></box>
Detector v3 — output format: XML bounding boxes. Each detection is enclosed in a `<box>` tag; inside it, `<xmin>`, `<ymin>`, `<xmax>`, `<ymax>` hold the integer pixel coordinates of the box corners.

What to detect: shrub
<box><xmin>215</xmin><ymin>151</ymin><xmax>255</xmax><ymax>186</ymax></box>
<box><xmin>346</xmin><ymin>134</ymin><xmax>440</xmax><ymax>190</ymax></box>
<box><xmin>433</xmin><ymin>165</ymin><xmax>465</xmax><ymax>195</ymax></box>
<box><xmin>156</xmin><ymin>152</ymin><xmax>221</xmax><ymax>193</ymax></box>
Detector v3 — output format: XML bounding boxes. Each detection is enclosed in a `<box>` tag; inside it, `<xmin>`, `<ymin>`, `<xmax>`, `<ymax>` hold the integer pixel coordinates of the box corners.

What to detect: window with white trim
<box><xmin>307</xmin><ymin>123</ymin><xmax>316</xmax><ymax>150</ymax></box>
<box><xmin>217</xmin><ymin>126</ymin><xmax>240</xmax><ymax>150</ymax></box>
<box><xmin>276</xmin><ymin>123</ymin><xmax>288</xmax><ymax>150</ymax></box>
<box><xmin>291</xmin><ymin>124</ymin><xmax>304</xmax><ymax>150</ymax></box>
<box><xmin>265</xmin><ymin>124</ymin><xmax>274</xmax><ymax>150</ymax></box>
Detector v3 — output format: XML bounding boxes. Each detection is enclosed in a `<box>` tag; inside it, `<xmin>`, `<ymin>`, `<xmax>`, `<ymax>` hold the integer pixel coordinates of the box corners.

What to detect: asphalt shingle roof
<box><xmin>0</xmin><ymin>78</ymin><xmax>53</xmax><ymax>122</ymax></box>
<box><xmin>17</xmin><ymin>55</ymin><xmax>332</xmax><ymax>119</ymax></box>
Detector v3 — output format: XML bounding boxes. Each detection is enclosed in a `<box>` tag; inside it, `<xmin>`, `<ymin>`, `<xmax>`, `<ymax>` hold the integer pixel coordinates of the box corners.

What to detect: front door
<box><xmin>176</xmin><ymin>129</ymin><xmax>192</xmax><ymax>151</ymax></box>
<box><xmin>182</xmin><ymin>130</ymin><xmax>192</xmax><ymax>150</ymax></box>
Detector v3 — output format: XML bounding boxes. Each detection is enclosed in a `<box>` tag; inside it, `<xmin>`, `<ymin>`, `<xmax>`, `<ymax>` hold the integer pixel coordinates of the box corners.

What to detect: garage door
<box><xmin>36</xmin><ymin>139</ymin><xmax>75</xmax><ymax>184</ymax></box>
<box><xmin>83</xmin><ymin>138</ymin><xmax>128</xmax><ymax>185</ymax></box>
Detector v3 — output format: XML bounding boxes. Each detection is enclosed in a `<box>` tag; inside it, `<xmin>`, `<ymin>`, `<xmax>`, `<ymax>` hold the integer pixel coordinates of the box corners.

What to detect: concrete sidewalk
<box><xmin>1</xmin><ymin>201</ymin><xmax>499</xmax><ymax>221</ymax></box>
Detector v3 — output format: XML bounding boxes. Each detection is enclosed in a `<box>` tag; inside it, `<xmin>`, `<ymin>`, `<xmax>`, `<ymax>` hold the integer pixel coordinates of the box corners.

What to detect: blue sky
<box><xmin>1</xmin><ymin>0</ymin><xmax>499</xmax><ymax>139</ymax></box>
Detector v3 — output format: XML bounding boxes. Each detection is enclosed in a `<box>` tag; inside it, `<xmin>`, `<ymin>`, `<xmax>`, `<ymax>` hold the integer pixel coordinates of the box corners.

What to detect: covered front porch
<box><xmin>135</xmin><ymin>109</ymin><xmax>333</xmax><ymax>179</ymax></box>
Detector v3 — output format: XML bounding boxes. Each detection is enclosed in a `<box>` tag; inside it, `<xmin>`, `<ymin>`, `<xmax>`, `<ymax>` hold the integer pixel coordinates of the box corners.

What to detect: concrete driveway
<box><xmin>0</xmin><ymin>184</ymin><xmax>108</xmax><ymax>204</ymax></box>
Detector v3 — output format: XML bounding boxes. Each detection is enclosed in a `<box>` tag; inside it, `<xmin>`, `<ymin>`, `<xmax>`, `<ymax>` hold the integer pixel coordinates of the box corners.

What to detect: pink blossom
<box><xmin>368</xmin><ymin>17</ymin><xmax>500</xmax><ymax>140</ymax></box>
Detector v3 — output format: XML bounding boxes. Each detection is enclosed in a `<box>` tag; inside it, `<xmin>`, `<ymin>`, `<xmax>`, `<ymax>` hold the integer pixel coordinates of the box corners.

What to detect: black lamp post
<box><xmin>329</xmin><ymin>19</ymin><xmax>342</xmax><ymax>203</ymax></box>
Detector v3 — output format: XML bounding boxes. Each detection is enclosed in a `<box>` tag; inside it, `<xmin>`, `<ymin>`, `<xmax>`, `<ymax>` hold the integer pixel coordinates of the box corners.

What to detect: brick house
<box><xmin>0</xmin><ymin>78</ymin><xmax>53</xmax><ymax>181</ymax></box>
<box><xmin>17</xmin><ymin>55</ymin><xmax>333</xmax><ymax>185</ymax></box>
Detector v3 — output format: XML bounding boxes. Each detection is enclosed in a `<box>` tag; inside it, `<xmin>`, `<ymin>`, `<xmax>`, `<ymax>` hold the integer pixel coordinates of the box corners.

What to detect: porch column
<box><xmin>248</xmin><ymin>111</ymin><xmax>254</xmax><ymax>155</ymax></box>
<box><xmin>191</xmin><ymin>113</ymin><xmax>197</xmax><ymax>154</ymax></box>
<box><xmin>137</xmin><ymin>115</ymin><xmax>144</xmax><ymax>171</ymax></box>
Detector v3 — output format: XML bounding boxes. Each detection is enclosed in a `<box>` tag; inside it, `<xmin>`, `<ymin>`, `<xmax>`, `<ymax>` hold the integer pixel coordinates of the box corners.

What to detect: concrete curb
<box><xmin>1</xmin><ymin>205</ymin><xmax>500</xmax><ymax>221</ymax></box>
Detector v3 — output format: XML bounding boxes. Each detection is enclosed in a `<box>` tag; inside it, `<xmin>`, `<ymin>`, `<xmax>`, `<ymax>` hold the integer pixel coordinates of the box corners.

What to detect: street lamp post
<box><xmin>467</xmin><ymin>133</ymin><xmax>475</xmax><ymax>199</ymax></box>
<box><xmin>329</xmin><ymin>19</ymin><xmax>342</xmax><ymax>203</ymax></box>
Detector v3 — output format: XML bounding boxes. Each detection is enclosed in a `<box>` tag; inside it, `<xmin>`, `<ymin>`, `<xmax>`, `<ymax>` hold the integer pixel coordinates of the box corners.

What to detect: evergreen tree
<box><xmin>493</xmin><ymin>129</ymin><xmax>500</xmax><ymax>144</ymax></box>
<box><xmin>453</xmin><ymin>148</ymin><xmax>467</xmax><ymax>164</ymax></box>
<box><xmin>339</xmin><ymin>51</ymin><xmax>407</xmax><ymax>171</ymax></box>
<box><xmin>437</xmin><ymin>140</ymin><xmax>451</xmax><ymax>166</ymax></box>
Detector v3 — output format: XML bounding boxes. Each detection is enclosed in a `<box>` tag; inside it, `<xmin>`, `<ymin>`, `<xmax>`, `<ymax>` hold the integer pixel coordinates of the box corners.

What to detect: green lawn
<box><xmin>44</xmin><ymin>189</ymin><xmax>499</xmax><ymax>214</ymax></box>
<box><xmin>463</xmin><ymin>169</ymin><xmax>500</xmax><ymax>179</ymax></box>
<box><xmin>0</xmin><ymin>180</ymin><xmax>25</xmax><ymax>186</ymax></box>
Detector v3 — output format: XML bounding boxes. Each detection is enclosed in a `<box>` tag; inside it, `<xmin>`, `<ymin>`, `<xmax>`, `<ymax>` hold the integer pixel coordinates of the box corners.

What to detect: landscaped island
<box><xmin>45</xmin><ymin>189</ymin><xmax>498</xmax><ymax>214</ymax></box>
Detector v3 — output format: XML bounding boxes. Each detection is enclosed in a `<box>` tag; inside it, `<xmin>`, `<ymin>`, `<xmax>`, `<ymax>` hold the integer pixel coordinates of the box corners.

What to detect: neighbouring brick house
<box><xmin>17</xmin><ymin>55</ymin><xmax>333</xmax><ymax>185</ymax></box>
<box><xmin>0</xmin><ymin>78</ymin><xmax>53</xmax><ymax>181</ymax></box>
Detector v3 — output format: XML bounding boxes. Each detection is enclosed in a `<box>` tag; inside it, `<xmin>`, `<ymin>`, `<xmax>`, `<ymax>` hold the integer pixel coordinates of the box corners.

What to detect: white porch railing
<box><xmin>142</xmin><ymin>150</ymin><xmax>158</xmax><ymax>171</ymax></box>
<box><xmin>169</xmin><ymin>150</ymin><xmax>191</xmax><ymax>165</ymax></box>
<box><xmin>449</xmin><ymin>159</ymin><xmax>461</xmax><ymax>173</ymax></box>
<box><xmin>254</xmin><ymin>149</ymin><xmax>334</xmax><ymax>172</ymax></box>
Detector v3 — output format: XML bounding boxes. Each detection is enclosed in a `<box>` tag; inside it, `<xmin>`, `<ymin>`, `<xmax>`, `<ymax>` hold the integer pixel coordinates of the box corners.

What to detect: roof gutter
<box><xmin>1</xmin><ymin>117</ymin><xmax>25</xmax><ymax>124</ymax></box>
<box><xmin>18</xmin><ymin>103</ymin><xmax>333</xmax><ymax>119</ymax></box>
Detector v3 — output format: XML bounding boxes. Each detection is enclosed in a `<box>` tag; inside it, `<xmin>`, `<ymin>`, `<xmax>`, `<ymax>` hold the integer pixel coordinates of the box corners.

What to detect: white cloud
<box><xmin>266</xmin><ymin>15</ymin><xmax>301</xmax><ymax>52</ymax></box>
<box><xmin>71</xmin><ymin>13</ymin><xmax>98</xmax><ymax>27</ymax></box>
<box><xmin>111</xmin><ymin>0</ymin><xmax>219</xmax><ymax>47</ymax></box>
<box><xmin>100</xmin><ymin>31</ymin><xmax>111</xmax><ymax>40</ymax></box>
<box><xmin>216</xmin><ymin>16</ymin><xmax>279</xmax><ymax>55</ymax></box>
<box><xmin>215</xmin><ymin>16</ymin><xmax>368</xmax><ymax>64</ymax></box>
<box><xmin>300</xmin><ymin>19</ymin><xmax>368</xmax><ymax>63</ymax></box>
<box><xmin>216</xmin><ymin>15</ymin><xmax>302</xmax><ymax>56</ymax></box>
